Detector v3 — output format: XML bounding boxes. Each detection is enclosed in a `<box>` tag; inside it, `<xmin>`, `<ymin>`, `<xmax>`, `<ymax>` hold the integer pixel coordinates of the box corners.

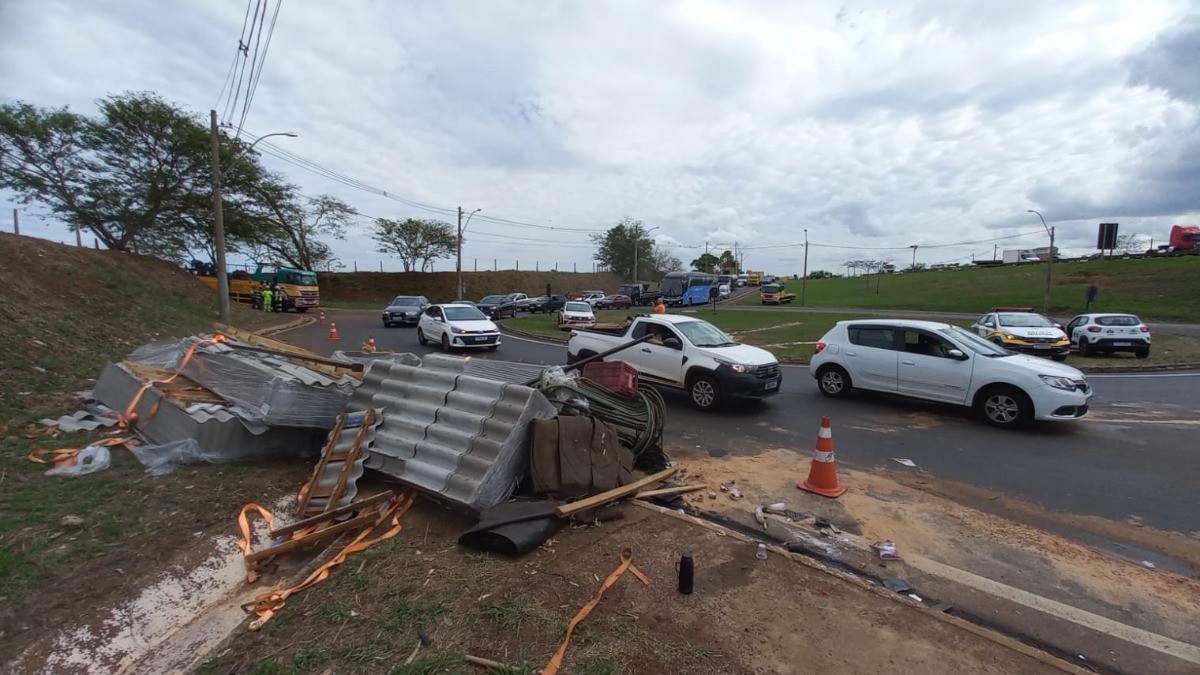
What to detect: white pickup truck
<box><xmin>566</xmin><ymin>315</ymin><xmax>782</xmax><ymax>410</ymax></box>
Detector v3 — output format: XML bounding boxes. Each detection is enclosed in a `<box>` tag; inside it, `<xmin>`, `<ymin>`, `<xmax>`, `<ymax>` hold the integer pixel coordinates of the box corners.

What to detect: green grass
<box><xmin>732</xmin><ymin>257</ymin><xmax>1200</xmax><ymax>322</ymax></box>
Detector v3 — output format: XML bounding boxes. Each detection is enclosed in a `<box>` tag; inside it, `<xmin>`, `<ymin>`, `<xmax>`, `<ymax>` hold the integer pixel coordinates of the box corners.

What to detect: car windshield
<box><xmin>444</xmin><ymin>306</ymin><xmax>488</xmax><ymax>321</ymax></box>
<box><xmin>295</xmin><ymin>273</ymin><xmax>318</xmax><ymax>286</ymax></box>
<box><xmin>940</xmin><ymin>326</ymin><xmax>1010</xmax><ymax>357</ymax></box>
<box><xmin>480</xmin><ymin>295</ymin><xmax>505</xmax><ymax>304</ymax></box>
<box><xmin>676</xmin><ymin>320</ymin><xmax>738</xmax><ymax>348</ymax></box>
<box><xmin>564</xmin><ymin>302</ymin><xmax>592</xmax><ymax>312</ymax></box>
<box><xmin>390</xmin><ymin>296</ymin><xmax>420</xmax><ymax>306</ymax></box>
<box><xmin>1096</xmin><ymin>315</ymin><xmax>1140</xmax><ymax>326</ymax></box>
<box><xmin>998</xmin><ymin>313</ymin><xmax>1053</xmax><ymax>327</ymax></box>
<box><xmin>762</xmin><ymin>285</ymin><xmax>782</xmax><ymax>293</ymax></box>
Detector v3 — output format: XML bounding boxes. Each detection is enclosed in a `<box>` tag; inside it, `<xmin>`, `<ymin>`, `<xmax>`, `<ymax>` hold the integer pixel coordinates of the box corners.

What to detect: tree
<box><xmin>1114</xmin><ymin>232</ymin><xmax>1145</xmax><ymax>252</ymax></box>
<box><xmin>717</xmin><ymin>250</ymin><xmax>739</xmax><ymax>274</ymax></box>
<box><xmin>372</xmin><ymin>218</ymin><xmax>457</xmax><ymax>272</ymax></box>
<box><xmin>690</xmin><ymin>253</ymin><xmax>720</xmax><ymax>274</ymax></box>
<box><xmin>651</xmin><ymin>249</ymin><xmax>683</xmax><ymax>280</ymax></box>
<box><xmin>590</xmin><ymin>217</ymin><xmax>655</xmax><ymax>282</ymax></box>
<box><xmin>245</xmin><ymin>187</ymin><xmax>353</xmax><ymax>271</ymax></box>
<box><xmin>0</xmin><ymin>92</ymin><xmax>294</xmax><ymax>264</ymax></box>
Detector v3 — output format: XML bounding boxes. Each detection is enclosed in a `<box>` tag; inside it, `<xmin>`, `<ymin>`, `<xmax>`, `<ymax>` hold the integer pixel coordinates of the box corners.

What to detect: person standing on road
<box><xmin>653</xmin><ymin>298</ymin><xmax>666</xmax><ymax>314</ymax></box>
<box><xmin>261</xmin><ymin>285</ymin><xmax>274</xmax><ymax>313</ymax></box>
<box><xmin>270</xmin><ymin>283</ymin><xmax>281</xmax><ymax>312</ymax></box>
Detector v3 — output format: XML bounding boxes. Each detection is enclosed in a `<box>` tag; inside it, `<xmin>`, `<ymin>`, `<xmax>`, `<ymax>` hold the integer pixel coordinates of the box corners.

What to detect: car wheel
<box><xmin>416</xmin><ymin>328</ymin><xmax>428</xmax><ymax>346</ymax></box>
<box><xmin>689</xmin><ymin>374</ymin><xmax>721</xmax><ymax>411</ymax></box>
<box><xmin>382</xmin><ymin>319</ymin><xmax>391</xmax><ymax>328</ymax></box>
<box><xmin>441</xmin><ymin>333</ymin><xmax>451</xmax><ymax>352</ymax></box>
<box><xmin>1135</xmin><ymin>348</ymin><xmax>1150</xmax><ymax>360</ymax></box>
<box><xmin>816</xmin><ymin>365</ymin><xmax>852</xmax><ymax>398</ymax></box>
<box><xmin>1078</xmin><ymin>338</ymin><xmax>1091</xmax><ymax>357</ymax></box>
<box><xmin>976</xmin><ymin>385</ymin><xmax>1033</xmax><ymax>428</ymax></box>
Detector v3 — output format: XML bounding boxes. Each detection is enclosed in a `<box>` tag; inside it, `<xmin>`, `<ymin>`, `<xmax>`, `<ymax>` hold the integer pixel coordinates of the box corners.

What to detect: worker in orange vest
<box><xmin>653</xmin><ymin>298</ymin><xmax>666</xmax><ymax>314</ymax></box>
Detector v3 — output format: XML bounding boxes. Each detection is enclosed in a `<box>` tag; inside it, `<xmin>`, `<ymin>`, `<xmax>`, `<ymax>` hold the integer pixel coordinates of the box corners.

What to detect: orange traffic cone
<box><xmin>328</xmin><ymin>322</ymin><xmax>341</xmax><ymax>341</ymax></box>
<box><xmin>363</xmin><ymin>335</ymin><xmax>377</xmax><ymax>352</ymax></box>
<box><xmin>318</xmin><ymin>311</ymin><xmax>326</xmax><ymax>325</ymax></box>
<box><xmin>798</xmin><ymin>416</ymin><xmax>847</xmax><ymax>498</ymax></box>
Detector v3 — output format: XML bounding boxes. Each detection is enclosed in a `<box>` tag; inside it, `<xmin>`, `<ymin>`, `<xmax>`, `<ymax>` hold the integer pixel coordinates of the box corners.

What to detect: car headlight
<box><xmin>1038</xmin><ymin>374</ymin><xmax>1076</xmax><ymax>391</ymax></box>
<box><xmin>451</xmin><ymin>326</ymin><xmax>465</xmax><ymax>334</ymax></box>
<box><xmin>716</xmin><ymin>358</ymin><xmax>749</xmax><ymax>373</ymax></box>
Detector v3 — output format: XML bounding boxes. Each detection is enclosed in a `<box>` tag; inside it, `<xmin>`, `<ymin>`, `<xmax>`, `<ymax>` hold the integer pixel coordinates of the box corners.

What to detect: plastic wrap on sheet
<box><xmin>331</xmin><ymin>350</ymin><xmax>423</xmax><ymax>368</ymax></box>
<box><xmin>125</xmin><ymin>337</ymin><xmax>356</xmax><ymax>429</ymax></box>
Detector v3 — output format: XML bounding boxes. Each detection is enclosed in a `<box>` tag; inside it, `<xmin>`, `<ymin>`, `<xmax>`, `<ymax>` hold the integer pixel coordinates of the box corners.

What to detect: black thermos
<box><xmin>677</xmin><ymin>552</ymin><xmax>694</xmax><ymax>595</ymax></box>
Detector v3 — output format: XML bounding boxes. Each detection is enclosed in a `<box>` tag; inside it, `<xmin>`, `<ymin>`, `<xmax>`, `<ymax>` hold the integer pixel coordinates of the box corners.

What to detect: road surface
<box><xmin>285</xmin><ymin>309</ymin><xmax>1200</xmax><ymax>546</ymax></box>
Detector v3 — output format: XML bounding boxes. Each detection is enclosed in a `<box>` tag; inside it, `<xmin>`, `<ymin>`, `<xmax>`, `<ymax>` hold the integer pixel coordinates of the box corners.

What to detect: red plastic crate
<box><xmin>582</xmin><ymin>360</ymin><xmax>639</xmax><ymax>398</ymax></box>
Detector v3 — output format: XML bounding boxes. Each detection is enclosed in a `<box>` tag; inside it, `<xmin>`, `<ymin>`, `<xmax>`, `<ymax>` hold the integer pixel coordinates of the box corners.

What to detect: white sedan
<box><xmin>417</xmin><ymin>304</ymin><xmax>501</xmax><ymax>351</ymax></box>
<box><xmin>810</xmin><ymin>319</ymin><xmax>1092</xmax><ymax>428</ymax></box>
<box><xmin>558</xmin><ymin>301</ymin><xmax>596</xmax><ymax>327</ymax></box>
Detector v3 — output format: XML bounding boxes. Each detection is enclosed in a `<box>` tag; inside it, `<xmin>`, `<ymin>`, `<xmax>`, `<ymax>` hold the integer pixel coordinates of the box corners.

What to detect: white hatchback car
<box><xmin>558</xmin><ymin>301</ymin><xmax>596</xmax><ymax>327</ymax></box>
<box><xmin>416</xmin><ymin>303</ymin><xmax>501</xmax><ymax>351</ymax></box>
<box><xmin>1064</xmin><ymin>313</ymin><xmax>1152</xmax><ymax>359</ymax></box>
<box><xmin>810</xmin><ymin>320</ymin><xmax>1092</xmax><ymax>427</ymax></box>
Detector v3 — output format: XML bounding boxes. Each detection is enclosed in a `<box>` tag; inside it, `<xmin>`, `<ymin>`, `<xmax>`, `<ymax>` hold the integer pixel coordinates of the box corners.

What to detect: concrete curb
<box><xmin>500</xmin><ymin>323</ymin><xmax>1200</xmax><ymax>373</ymax></box>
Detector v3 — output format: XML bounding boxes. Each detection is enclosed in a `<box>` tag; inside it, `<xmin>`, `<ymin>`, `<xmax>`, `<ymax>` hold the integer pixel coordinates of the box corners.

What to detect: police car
<box><xmin>970</xmin><ymin>308</ymin><xmax>1070</xmax><ymax>361</ymax></box>
<box><xmin>1064</xmin><ymin>313</ymin><xmax>1152</xmax><ymax>359</ymax></box>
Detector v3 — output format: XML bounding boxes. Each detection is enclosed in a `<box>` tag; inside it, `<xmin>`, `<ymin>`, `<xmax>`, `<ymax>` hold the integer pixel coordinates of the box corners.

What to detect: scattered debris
<box><xmin>756</xmin><ymin>543</ymin><xmax>768</xmax><ymax>560</ymax></box>
<box><xmin>1142</xmin><ymin>560</ymin><xmax>1157</xmax><ymax>569</ymax></box>
<box><xmin>60</xmin><ymin>515</ymin><xmax>84</xmax><ymax>527</ymax></box>
<box><xmin>872</xmin><ymin>540</ymin><xmax>903</xmax><ymax>560</ymax></box>
<box><xmin>891</xmin><ymin>458</ymin><xmax>918</xmax><ymax>467</ymax></box>
<box><xmin>707</xmin><ymin>491</ymin><xmax>718</xmax><ymax>499</ymax></box>
<box><xmin>883</xmin><ymin>579</ymin><xmax>915</xmax><ymax>594</ymax></box>
<box><xmin>754</xmin><ymin>505</ymin><xmax>767</xmax><ymax>529</ymax></box>
<box><xmin>728</xmin><ymin>488</ymin><xmax>743</xmax><ymax>500</ymax></box>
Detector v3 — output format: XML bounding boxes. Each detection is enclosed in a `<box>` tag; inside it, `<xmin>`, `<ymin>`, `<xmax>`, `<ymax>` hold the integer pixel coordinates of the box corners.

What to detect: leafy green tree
<box><xmin>690</xmin><ymin>253</ymin><xmax>720</xmax><ymax>274</ymax></box>
<box><xmin>591</xmin><ymin>217</ymin><xmax>655</xmax><ymax>282</ymax></box>
<box><xmin>372</xmin><ymin>217</ymin><xmax>457</xmax><ymax>272</ymax></box>
<box><xmin>0</xmin><ymin>92</ymin><xmax>291</xmax><ymax>263</ymax></box>
<box><xmin>652</xmin><ymin>249</ymin><xmax>683</xmax><ymax>280</ymax></box>
<box><xmin>243</xmin><ymin>188</ymin><xmax>352</xmax><ymax>271</ymax></box>
<box><xmin>717</xmin><ymin>250</ymin><xmax>739</xmax><ymax>273</ymax></box>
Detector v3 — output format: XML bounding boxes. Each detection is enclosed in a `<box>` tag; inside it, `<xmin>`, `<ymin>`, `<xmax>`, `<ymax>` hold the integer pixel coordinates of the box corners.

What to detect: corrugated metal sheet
<box><xmin>92</xmin><ymin>363</ymin><xmax>325</xmax><ymax>463</ymax></box>
<box><xmin>39</xmin><ymin>410</ymin><xmax>119</xmax><ymax>432</ymax></box>
<box><xmin>420</xmin><ymin>353</ymin><xmax>550</xmax><ymax>385</ymax></box>
<box><xmin>353</xmin><ymin>360</ymin><xmax>557</xmax><ymax>513</ymax></box>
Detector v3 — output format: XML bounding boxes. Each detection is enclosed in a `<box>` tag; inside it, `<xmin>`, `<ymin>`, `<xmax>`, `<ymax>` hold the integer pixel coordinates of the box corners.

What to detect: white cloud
<box><xmin>2</xmin><ymin>0</ymin><xmax>1199</xmax><ymax>274</ymax></box>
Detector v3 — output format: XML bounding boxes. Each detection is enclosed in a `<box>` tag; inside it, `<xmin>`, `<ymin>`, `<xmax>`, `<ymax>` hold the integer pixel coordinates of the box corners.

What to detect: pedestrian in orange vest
<box><xmin>653</xmin><ymin>298</ymin><xmax>666</xmax><ymax>314</ymax></box>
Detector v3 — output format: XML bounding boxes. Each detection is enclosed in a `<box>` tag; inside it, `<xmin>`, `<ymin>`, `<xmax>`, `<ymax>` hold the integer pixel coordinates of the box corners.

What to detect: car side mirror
<box><xmin>947</xmin><ymin>349</ymin><xmax>967</xmax><ymax>360</ymax></box>
<box><xmin>663</xmin><ymin>337</ymin><xmax>682</xmax><ymax>349</ymax></box>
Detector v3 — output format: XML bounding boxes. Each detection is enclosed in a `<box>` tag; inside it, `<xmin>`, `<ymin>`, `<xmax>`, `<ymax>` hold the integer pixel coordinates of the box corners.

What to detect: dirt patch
<box><xmin>201</xmin><ymin>494</ymin><xmax>1063</xmax><ymax>675</ymax></box>
<box><xmin>321</xmin><ymin>270</ymin><xmax>622</xmax><ymax>305</ymax></box>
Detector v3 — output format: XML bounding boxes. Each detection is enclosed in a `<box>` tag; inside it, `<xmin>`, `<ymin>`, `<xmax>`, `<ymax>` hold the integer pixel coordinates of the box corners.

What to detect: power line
<box><xmin>237</xmin><ymin>0</ymin><xmax>283</xmax><ymax>138</ymax></box>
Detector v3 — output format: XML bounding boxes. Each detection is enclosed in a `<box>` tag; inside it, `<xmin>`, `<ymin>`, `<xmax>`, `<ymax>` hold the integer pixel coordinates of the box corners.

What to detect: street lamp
<box><xmin>800</xmin><ymin>229</ymin><xmax>809</xmax><ymax>307</ymax></box>
<box><xmin>1027</xmin><ymin>209</ymin><xmax>1055</xmax><ymax>314</ymax></box>
<box><xmin>209</xmin><ymin>109</ymin><xmax>296</xmax><ymax>323</ymax></box>
<box><xmin>632</xmin><ymin>225</ymin><xmax>659</xmax><ymax>285</ymax></box>
<box><xmin>457</xmin><ymin>207</ymin><xmax>481</xmax><ymax>300</ymax></box>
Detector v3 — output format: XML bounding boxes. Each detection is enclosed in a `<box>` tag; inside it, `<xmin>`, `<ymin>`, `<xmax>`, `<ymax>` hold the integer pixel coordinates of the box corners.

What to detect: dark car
<box><xmin>382</xmin><ymin>295</ymin><xmax>430</xmax><ymax>327</ymax></box>
<box><xmin>476</xmin><ymin>294</ymin><xmax>517</xmax><ymax>320</ymax></box>
<box><xmin>528</xmin><ymin>294</ymin><xmax>568</xmax><ymax>314</ymax></box>
<box><xmin>595</xmin><ymin>294</ymin><xmax>633</xmax><ymax>310</ymax></box>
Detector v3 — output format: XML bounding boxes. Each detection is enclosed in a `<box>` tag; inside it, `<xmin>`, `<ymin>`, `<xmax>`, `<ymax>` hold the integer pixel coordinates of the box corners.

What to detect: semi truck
<box><xmin>193</xmin><ymin>263</ymin><xmax>320</xmax><ymax>312</ymax></box>
<box><xmin>1149</xmin><ymin>224</ymin><xmax>1200</xmax><ymax>256</ymax></box>
<box><xmin>1002</xmin><ymin>249</ymin><xmax>1041</xmax><ymax>264</ymax></box>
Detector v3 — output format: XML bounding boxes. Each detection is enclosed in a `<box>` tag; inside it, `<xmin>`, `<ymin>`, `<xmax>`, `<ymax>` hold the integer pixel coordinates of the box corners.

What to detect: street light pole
<box><xmin>632</xmin><ymin>225</ymin><xmax>659</xmax><ymax>285</ymax></box>
<box><xmin>910</xmin><ymin>244</ymin><xmax>918</xmax><ymax>270</ymax></box>
<box><xmin>209</xmin><ymin>111</ymin><xmax>296</xmax><ymax>323</ymax></box>
<box><xmin>800</xmin><ymin>229</ymin><xmax>809</xmax><ymax>307</ymax></box>
<box><xmin>1028</xmin><ymin>209</ymin><xmax>1053</xmax><ymax>314</ymax></box>
<box><xmin>457</xmin><ymin>207</ymin><xmax>481</xmax><ymax>300</ymax></box>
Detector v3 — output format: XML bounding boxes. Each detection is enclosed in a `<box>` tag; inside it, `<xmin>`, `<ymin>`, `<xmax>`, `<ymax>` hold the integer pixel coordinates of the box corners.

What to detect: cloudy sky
<box><xmin>2</xmin><ymin>0</ymin><xmax>1199</xmax><ymax>275</ymax></box>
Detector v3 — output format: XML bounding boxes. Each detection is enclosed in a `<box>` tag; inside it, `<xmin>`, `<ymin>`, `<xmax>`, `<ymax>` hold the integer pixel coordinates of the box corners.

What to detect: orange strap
<box><xmin>236</xmin><ymin>503</ymin><xmax>278</xmax><ymax>583</ymax></box>
<box><xmin>27</xmin><ymin>436</ymin><xmax>132</xmax><ymax>468</ymax></box>
<box><xmin>543</xmin><ymin>548</ymin><xmax>649</xmax><ymax>675</ymax></box>
<box><xmin>118</xmin><ymin>335</ymin><xmax>227</xmax><ymax>429</ymax></box>
<box><xmin>242</xmin><ymin>491</ymin><xmax>415</xmax><ymax>631</ymax></box>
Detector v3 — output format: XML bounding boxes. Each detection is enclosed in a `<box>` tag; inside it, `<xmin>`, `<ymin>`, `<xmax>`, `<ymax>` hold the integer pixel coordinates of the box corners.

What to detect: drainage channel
<box><xmin>681</xmin><ymin>505</ymin><xmax>1120</xmax><ymax>675</ymax></box>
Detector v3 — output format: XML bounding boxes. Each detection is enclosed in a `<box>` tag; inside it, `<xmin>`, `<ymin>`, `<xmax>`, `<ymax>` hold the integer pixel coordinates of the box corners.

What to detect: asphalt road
<box><xmin>287</xmin><ymin>309</ymin><xmax>1200</xmax><ymax>539</ymax></box>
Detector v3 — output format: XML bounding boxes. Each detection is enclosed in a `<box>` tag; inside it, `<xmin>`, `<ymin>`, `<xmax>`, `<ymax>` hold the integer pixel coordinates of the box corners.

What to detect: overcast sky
<box><xmin>2</xmin><ymin>0</ymin><xmax>1198</xmax><ymax>275</ymax></box>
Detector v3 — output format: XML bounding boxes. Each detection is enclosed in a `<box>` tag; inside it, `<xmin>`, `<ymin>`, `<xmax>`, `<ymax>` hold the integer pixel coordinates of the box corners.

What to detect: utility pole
<box><xmin>800</xmin><ymin>229</ymin><xmax>809</xmax><ymax>307</ymax></box>
<box><xmin>12</xmin><ymin>209</ymin><xmax>18</xmax><ymax>235</ymax></box>
<box><xmin>457</xmin><ymin>207</ymin><xmax>480</xmax><ymax>300</ymax></box>
<box><xmin>209</xmin><ymin>110</ymin><xmax>231</xmax><ymax>324</ymax></box>
<box><xmin>909</xmin><ymin>244</ymin><xmax>918</xmax><ymax>270</ymax></box>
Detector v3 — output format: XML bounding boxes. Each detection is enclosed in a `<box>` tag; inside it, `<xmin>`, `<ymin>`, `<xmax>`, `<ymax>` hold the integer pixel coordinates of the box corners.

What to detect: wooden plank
<box><xmin>554</xmin><ymin>467</ymin><xmax>677</xmax><ymax>518</ymax></box>
<box><xmin>636</xmin><ymin>484</ymin><xmax>707</xmax><ymax>499</ymax></box>
<box><xmin>270</xmin><ymin>491</ymin><xmax>393</xmax><ymax>539</ymax></box>
<box><xmin>295</xmin><ymin>414</ymin><xmax>347</xmax><ymax>516</ymax></box>
<box><xmin>214</xmin><ymin>324</ymin><xmax>360</xmax><ymax>379</ymax></box>
<box><xmin>245</xmin><ymin>511</ymin><xmax>376</xmax><ymax>565</ymax></box>
<box><xmin>325</xmin><ymin>408</ymin><xmax>374</xmax><ymax>515</ymax></box>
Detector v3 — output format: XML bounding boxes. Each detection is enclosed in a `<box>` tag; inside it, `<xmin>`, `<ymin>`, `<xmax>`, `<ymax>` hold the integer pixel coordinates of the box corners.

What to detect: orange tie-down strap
<box><xmin>27</xmin><ymin>436</ymin><xmax>133</xmax><ymax>468</ymax></box>
<box><xmin>118</xmin><ymin>335</ymin><xmax>228</xmax><ymax>430</ymax></box>
<box><xmin>238</xmin><ymin>491</ymin><xmax>415</xmax><ymax>631</ymax></box>
<box><xmin>543</xmin><ymin>548</ymin><xmax>650</xmax><ymax>675</ymax></box>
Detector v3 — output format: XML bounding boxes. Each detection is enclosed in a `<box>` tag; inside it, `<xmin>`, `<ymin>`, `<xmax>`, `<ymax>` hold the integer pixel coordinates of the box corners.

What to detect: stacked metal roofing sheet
<box><xmin>354</xmin><ymin>360</ymin><xmax>557</xmax><ymax>513</ymax></box>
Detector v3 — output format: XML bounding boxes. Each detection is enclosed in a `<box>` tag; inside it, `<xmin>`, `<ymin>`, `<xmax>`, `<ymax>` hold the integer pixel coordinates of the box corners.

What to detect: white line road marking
<box><xmin>1089</xmin><ymin>371</ymin><xmax>1200</xmax><ymax>378</ymax></box>
<box><xmin>908</xmin><ymin>555</ymin><xmax>1200</xmax><ymax>666</ymax></box>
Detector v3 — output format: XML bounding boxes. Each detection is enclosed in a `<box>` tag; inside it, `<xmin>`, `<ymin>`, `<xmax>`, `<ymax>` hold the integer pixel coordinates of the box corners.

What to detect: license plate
<box><xmin>475</xmin><ymin>336</ymin><xmax>489</xmax><ymax>343</ymax></box>
<box><xmin>1114</xmin><ymin>341</ymin><xmax>1131</xmax><ymax>346</ymax></box>
<box><xmin>1034</xmin><ymin>345</ymin><xmax>1051</xmax><ymax>349</ymax></box>
<box><xmin>765</xmin><ymin>379</ymin><xmax>779</xmax><ymax>390</ymax></box>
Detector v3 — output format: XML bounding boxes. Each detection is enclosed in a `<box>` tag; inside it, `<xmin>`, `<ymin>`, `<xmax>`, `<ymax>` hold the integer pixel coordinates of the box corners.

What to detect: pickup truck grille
<box><xmin>755</xmin><ymin>363</ymin><xmax>780</xmax><ymax>379</ymax></box>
